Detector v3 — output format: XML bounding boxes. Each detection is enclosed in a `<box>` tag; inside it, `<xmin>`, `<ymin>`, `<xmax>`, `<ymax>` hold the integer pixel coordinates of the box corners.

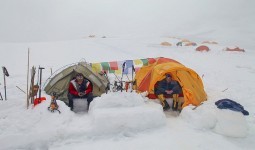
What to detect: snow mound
<box><xmin>214</xmin><ymin>109</ymin><xmax>248</xmax><ymax>138</ymax></box>
<box><xmin>180</xmin><ymin>102</ymin><xmax>249</xmax><ymax>138</ymax></box>
<box><xmin>90</xmin><ymin>92</ymin><xmax>145</xmax><ymax>109</ymax></box>
<box><xmin>88</xmin><ymin>92</ymin><xmax>166</xmax><ymax>135</ymax></box>
<box><xmin>180</xmin><ymin>103</ymin><xmax>217</xmax><ymax>130</ymax></box>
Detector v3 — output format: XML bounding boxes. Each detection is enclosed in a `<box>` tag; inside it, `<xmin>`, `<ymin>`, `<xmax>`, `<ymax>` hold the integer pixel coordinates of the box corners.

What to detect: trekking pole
<box><xmin>2</xmin><ymin>66</ymin><xmax>9</xmax><ymax>100</ymax></box>
<box><xmin>131</xmin><ymin>65</ymin><xmax>135</xmax><ymax>92</ymax></box>
<box><xmin>120</xmin><ymin>62</ymin><xmax>126</xmax><ymax>92</ymax></box>
<box><xmin>16</xmin><ymin>86</ymin><xmax>26</xmax><ymax>94</ymax></box>
<box><xmin>113</xmin><ymin>73</ymin><xmax>121</xmax><ymax>82</ymax></box>
<box><xmin>26</xmin><ymin>49</ymin><xmax>30</xmax><ymax>108</ymax></box>
<box><xmin>125</xmin><ymin>74</ymin><xmax>130</xmax><ymax>82</ymax></box>
<box><xmin>103</xmin><ymin>71</ymin><xmax>110</xmax><ymax>94</ymax></box>
<box><xmin>29</xmin><ymin>66</ymin><xmax>36</xmax><ymax>104</ymax></box>
<box><xmin>38</xmin><ymin>67</ymin><xmax>45</xmax><ymax>103</ymax></box>
<box><xmin>50</xmin><ymin>68</ymin><xmax>53</xmax><ymax>76</ymax></box>
<box><xmin>0</xmin><ymin>91</ymin><xmax>3</xmax><ymax>100</ymax></box>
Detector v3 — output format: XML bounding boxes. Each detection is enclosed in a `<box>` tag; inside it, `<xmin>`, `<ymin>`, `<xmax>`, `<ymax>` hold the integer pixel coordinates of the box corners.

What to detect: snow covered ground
<box><xmin>0</xmin><ymin>0</ymin><xmax>255</xmax><ymax>150</ymax></box>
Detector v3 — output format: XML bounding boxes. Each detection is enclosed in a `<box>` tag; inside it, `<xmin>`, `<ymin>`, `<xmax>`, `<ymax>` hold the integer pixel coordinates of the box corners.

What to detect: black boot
<box><xmin>172</xmin><ymin>101</ymin><xmax>178</xmax><ymax>111</ymax></box>
<box><xmin>163</xmin><ymin>101</ymin><xmax>170</xmax><ymax>111</ymax></box>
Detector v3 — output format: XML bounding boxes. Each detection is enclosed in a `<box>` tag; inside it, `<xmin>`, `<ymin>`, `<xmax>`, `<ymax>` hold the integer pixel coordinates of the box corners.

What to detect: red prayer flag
<box><xmin>148</xmin><ymin>58</ymin><xmax>156</xmax><ymax>64</ymax></box>
<box><xmin>109</xmin><ymin>61</ymin><xmax>118</xmax><ymax>70</ymax></box>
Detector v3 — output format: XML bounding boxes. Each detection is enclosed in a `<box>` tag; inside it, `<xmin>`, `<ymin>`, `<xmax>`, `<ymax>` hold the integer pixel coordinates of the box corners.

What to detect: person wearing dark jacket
<box><xmin>155</xmin><ymin>73</ymin><xmax>182</xmax><ymax>111</ymax></box>
<box><xmin>68</xmin><ymin>73</ymin><xmax>93</xmax><ymax>111</ymax></box>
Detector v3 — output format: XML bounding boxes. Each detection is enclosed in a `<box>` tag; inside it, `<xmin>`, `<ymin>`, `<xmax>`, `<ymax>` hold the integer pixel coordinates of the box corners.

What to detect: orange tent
<box><xmin>135</xmin><ymin>57</ymin><xmax>180</xmax><ymax>91</ymax></box>
<box><xmin>196</xmin><ymin>45</ymin><xmax>210</xmax><ymax>51</ymax></box>
<box><xmin>135</xmin><ymin>58</ymin><xmax>207</xmax><ymax>108</ymax></box>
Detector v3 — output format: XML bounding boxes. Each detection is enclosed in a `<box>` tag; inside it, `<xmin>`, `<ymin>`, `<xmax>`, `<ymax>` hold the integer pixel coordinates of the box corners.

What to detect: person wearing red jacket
<box><xmin>68</xmin><ymin>73</ymin><xmax>93</xmax><ymax>111</ymax></box>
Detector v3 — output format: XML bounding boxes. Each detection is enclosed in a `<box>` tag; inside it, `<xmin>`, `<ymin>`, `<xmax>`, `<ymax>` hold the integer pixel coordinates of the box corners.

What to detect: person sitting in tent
<box><xmin>68</xmin><ymin>73</ymin><xmax>93</xmax><ymax>111</ymax></box>
<box><xmin>155</xmin><ymin>73</ymin><xmax>182</xmax><ymax>111</ymax></box>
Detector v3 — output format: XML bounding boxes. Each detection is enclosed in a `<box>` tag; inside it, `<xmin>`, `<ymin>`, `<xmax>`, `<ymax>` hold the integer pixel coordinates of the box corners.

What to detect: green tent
<box><xmin>44</xmin><ymin>62</ymin><xmax>109</xmax><ymax>104</ymax></box>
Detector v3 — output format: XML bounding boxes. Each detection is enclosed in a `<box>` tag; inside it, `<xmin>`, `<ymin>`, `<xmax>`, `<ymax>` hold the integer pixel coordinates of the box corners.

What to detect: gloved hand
<box><xmin>165</xmin><ymin>90</ymin><xmax>173</xmax><ymax>95</ymax></box>
<box><xmin>78</xmin><ymin>92</ymin><xmax>86</xmax><ymax>97</ymax></box>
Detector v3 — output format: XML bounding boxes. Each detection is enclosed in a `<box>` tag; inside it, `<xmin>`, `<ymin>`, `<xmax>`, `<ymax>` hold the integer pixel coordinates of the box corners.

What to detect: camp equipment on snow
<box><xmin>44</xmin><ymin>62</ymin><xmax>109</xmax><ymax>105</ymax></box>
<box><xmin>101</xmin><ymin>71</ymin><xmax>111</xmax><ymax>94</ymax></box>
<box><xmin>134</xmin><ymin>57</ymin><xmax>207</xmax><ymax>109</ymax></box>
<box><xmin>215</xmin><ymin>99</ymin><xmax>249</xmax><ymax>116</ymax></box>
<box><xmin>16</xmin><ymin>86</ymin><xmax>26</xmax><ymax>94</ymax></box>
<box><xmin>38</xmin><ymin>67</ymin><xmax>45</xmax><ymax>99</ymax></box>
<box><xmin>112</xmin><ymin>81</ymin><xmax>124</xmax><ymax>92</ymax></box>
<box><xmin>29</xmin><ymin>66</ymin><xmax>36</xmax><ymax>104</ymax></box>
<box><xmin>2</xmin><ymin>66</ymin><xmax>9</xmax><ymax>100</ymax></box>
<box><xmin>120</xmin><ymin>62</ymin><xmax>126</xmax><ymax>92</ymax></box>
<box><xmin>26</xmin><ymin>49</ymin><xmax>30</xmax><ymax>108</ymax></box>
<box><xmin>48</xmin><ymin>92</ymin><xmax>61</xmax><ymax>113</ymax></box>
<box><xmin>34</xmin><ymin>67</ymin><xmax>46</xmax><ymax>106</ymax></box>
<box><xmin>0</xmin><ymin>91</ymin><xmax>3</xmax><ymax>100</ymax></box>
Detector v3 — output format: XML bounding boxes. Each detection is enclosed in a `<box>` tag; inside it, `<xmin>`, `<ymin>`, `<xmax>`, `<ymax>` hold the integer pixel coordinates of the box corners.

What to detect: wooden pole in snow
<box><xmin>26</xmin><ymin>49</ymin><xmax>29</xmax><ymax>108</ymax></box>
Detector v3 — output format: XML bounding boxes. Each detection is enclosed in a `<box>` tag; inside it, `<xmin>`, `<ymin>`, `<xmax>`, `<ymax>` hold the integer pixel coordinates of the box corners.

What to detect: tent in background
<box><xmin>202</xmin><ymin>41</ymin><xmax>218</xmax><ymax>44</ymax></box>
<box><xmin>160</xmin><ymin>42</ymin><xmax>172</xmax><ymax>46</ymax></box>
<box><xmin>44</xmin><ymin>62</ymin><xmax>109</xmax><ymax>104</ymax></box>
<box><xmin>134</xmin><ymin>58</ymin><xmax>207</xmax><ymax>108</ymax></box>
<box><xmin>196</xmin><ymin>45</ymin><xmax>210</xmax><ymax>52</ymax></box>
<box><xmin>224</xmin><ymin>46</ymin><xmax>245</xmax><ymax>52</ymax></box>
<box><xmin>185</xmin><ymin>42</ymin><xmax>197</xmax><ymax>46</ymax></box>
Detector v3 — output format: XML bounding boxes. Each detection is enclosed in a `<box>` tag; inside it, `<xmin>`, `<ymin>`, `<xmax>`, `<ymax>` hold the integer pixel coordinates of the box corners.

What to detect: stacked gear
<box><xmin>48</xmin><ymin>92</ymin><xmax>61</xmax><ymax>113</ymax></box>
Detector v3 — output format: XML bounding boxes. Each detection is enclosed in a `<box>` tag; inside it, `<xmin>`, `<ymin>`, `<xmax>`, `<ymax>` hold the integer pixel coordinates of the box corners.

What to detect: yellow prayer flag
<box><xmin>91</xmin><ymin>63</ymin><xmax>102</xmax><ymax>73</ymax></box>
<box><xmin>115</xmin><ymin>69</ymin><xmax>122</xmax><ymax>75</ymax></box>
<box><xmin>134</xmin><ymin>59</ymin><xmax>142</xmax><ymax>65</ymax></box>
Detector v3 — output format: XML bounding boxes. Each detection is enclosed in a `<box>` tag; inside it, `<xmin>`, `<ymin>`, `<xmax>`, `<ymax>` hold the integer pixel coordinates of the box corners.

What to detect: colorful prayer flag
<box><xmin>109</xmin><ymin>61</ymin><xmax>118</xmax><ymax>70</ymax></box>
<box><xmin>91</xmin><ymin>63</ymin><xmax>102</xmax><ymax>73</ymax></box>
<box><xmin>148</xmin><ymin>58</ymin><xmax>156</xmax><ymax>64</ymax></box>
<box><xmin>101</xmin><ymin>62</ymin><xmax>110</xmax><ymax>71</ymax></box>
<box><xmin>123</xmin><ymin>60</ymin><xmax>134</xmax><ymax>74</ymax></box>
<box><xmin>134</xmin><ymin>59</ymin><xmax>142</xmax><ymax>65</ymax></box>
<box><xmin>141</xmin><ymin>59</ymin><xmax>148</xmax><ymax>66</ymax></box>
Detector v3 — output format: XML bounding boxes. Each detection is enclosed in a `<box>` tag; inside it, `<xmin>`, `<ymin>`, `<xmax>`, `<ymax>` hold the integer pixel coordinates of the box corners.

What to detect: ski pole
<box><xmin>131</xmin><ymin>65</ymin><xmax>135</xmax><ymax>92</ymax></box>
<box><xmin>2</xmin><ymin>66</ymin><xmax>9</xmax><ymax>100</ymax></box>
<box><xmin>38</xmin><ymin>67</ymin><xmax>45</xmax><ymax>102</ymax></box>
<box><xmin>120</xmin><ymin>62</ymin><xmax>126</xmax><ymax>92</ymax></box>
<box><xmin>0</xmin><ymin>91</ymin><xmax>3</xmax><ymax>100</ymax></box>
<box><xmin>103</xmin><ymin>71</ymin><xmax>110</xmax><ymax>93</ymax></box>
<box><xmin>16</xmin><ymin>86</ymin><xmax>26</xmax><ymax>94</ymax></box>
<box><xmin>113</xmin><ymin>73</ymin><xmax>121</xmax><ymax>82</ymax></box>
<box><xmin>3</xmin><ymin>72</ymin><xmax>6</xmax><ymax>100</ymax></box>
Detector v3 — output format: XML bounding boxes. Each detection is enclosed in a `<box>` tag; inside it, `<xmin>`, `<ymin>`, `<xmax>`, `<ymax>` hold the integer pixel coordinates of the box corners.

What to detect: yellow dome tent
<box><xmin>135</xmin><ymin>58</ymin><xmax>207</xmax><ymax>108</ymax></box>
